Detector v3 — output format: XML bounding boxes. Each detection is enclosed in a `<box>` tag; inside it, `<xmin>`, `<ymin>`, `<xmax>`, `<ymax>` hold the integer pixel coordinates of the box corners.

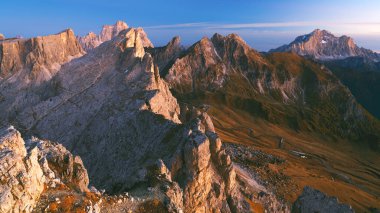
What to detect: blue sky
<box><xmin>1</xmin><ymin>0</ymin><xmax>379</xmax><ymax>51</ymax></box>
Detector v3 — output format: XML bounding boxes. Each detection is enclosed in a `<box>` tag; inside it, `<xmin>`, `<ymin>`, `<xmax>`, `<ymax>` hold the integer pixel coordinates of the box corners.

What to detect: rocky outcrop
<box><xmin>0</xmin><ymin>34</ymin><xmax>4</xmax><ymax>40</ymax></box>
<box><xmin>292</xmin><ymin>186</ymin><xmax>354</xmax><ymax>213</ymax></box>
<box><xmin>0</xmin><ymin>29</ymin><xmax>83</xmax><ymax>84</ymax></box>
<box><xmin>141</xmin><ymin>106</ymin><xmax>248</xmax><ymax>212</ymax></box>
<box><xmin>28</xmin><ymin>137</ymin><xmax>89</xmax><ymax>193</ymax></box>
<box><xmin>0</xmin><ymin>126</ymin><xmax>44</xmax><ymax>213</ymax></box>
<box><xmin>0</xmin><ymin>126</ymin><xmax>89</xmax><ymax>213</ymax></box>
<box><xmin>78</xmin><ymin>20</ymin><xmax>154</xmax><ymax>52</ymax></box>
<box><xmin>270</xmin><ymin>29</ymin><xmax>380</xmax><ymax>61</ymax></box>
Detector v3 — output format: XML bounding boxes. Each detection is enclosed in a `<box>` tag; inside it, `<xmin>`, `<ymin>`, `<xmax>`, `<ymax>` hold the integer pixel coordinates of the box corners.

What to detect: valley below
<box><xmin>206</xmin><ymin>103</ymin><xmax>380</xmax><ymax>212</ymax></box>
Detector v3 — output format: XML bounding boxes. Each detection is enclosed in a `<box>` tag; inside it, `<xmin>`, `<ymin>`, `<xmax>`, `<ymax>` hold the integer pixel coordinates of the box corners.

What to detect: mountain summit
<box><xmin>77</xmin><ymin>21</ymin><xmax>154</xmax><ymax>52</ymax></box>
<box><xmin>270</xmin><ymin>29</ymin><xmax>380</xmax><ymax>61</ymax></box>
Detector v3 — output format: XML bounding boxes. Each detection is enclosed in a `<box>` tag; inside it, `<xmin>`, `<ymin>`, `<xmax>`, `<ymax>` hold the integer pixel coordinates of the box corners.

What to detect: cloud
<box><xmin>144</xmin><ymin>22</ymin><xmax>212</xmax><ymax>29</ymax></box>
<box><xmin>144</xmin><ymin>21</ymin><xmax>380</xmax><ymax>35</ymax></box>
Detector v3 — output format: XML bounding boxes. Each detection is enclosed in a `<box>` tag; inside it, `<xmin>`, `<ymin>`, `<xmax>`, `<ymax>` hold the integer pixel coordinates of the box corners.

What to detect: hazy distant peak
<box><xmin>270</xmin><ymin>29</ymin><xmax>380</xmax><ymax>61</ymax></box>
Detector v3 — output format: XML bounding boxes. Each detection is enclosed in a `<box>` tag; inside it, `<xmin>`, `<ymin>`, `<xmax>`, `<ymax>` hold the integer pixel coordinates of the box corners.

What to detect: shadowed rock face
<box><xmin>292</xmin><ymin>186</ymin><xmax>354</xmax><ymax>213</ymax></box>
<box><xmin>146</xmin><ymin>36</ymin><xmax>185</xmax><ymax>75</ymax></box>
<box><xmin>270</xmin><ymin>29</ymin><xmax>380</xmax><ymax>61</ymax></box>
<box><xmin>324</xmin><ymin>57</ymin><xmax>380</xmax><ymax>119</ymax></box>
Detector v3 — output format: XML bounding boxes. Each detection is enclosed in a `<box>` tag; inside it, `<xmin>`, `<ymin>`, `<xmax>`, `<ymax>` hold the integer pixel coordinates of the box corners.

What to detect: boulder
<box><xmin>292</xmin><ymin>186</ymin><xmax>354</xmax><ymax>213</ymax></box>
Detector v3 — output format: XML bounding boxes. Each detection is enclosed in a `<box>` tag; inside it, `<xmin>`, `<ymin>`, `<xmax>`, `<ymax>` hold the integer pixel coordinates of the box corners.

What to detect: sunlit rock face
<box><xmin>0</xmin><ymin>29</ymin><xmax>83</xmax><ymax>84</ymax></box>
<box><xmin>0</xmin><ymin>126</ymin><xmax>89</xmax><ymax>213</ymax></box>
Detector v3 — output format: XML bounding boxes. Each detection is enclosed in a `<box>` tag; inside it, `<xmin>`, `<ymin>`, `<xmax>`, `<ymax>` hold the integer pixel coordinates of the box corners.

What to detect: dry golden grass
<box><xmin>208</xmin><ymin>104</ymin><xmax>380</xmax><ymax>212</ymax></box>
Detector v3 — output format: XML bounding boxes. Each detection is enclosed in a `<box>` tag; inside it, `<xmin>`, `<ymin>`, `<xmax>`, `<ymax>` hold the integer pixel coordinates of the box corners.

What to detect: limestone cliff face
<box><xmin>0</xmin><ymin>29</ymin><xmax>83</xmax><ymax>84</ymax></box>
<box><xmin>0</xmin><ymin>126</ymin><xmax>44</xmax><ymax>213</ymax></box>
<box><xmin>270</xmin><ymin>29</ymin><xmax>380</xmax><ymax>61</ymax></box>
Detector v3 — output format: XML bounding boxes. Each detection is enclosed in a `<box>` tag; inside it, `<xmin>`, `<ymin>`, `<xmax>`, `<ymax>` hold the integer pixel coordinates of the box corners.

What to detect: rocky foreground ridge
<box><xmin>0</xmin><ymin>126</ymin><xmax>89</xmax><ymax>212</ymax></box>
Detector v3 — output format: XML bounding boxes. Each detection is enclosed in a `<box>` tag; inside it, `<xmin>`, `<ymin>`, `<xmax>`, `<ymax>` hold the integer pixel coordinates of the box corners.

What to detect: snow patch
<box><xmin>321</xmin><ymin>40</ymin><xmax>327</xmax><ymax>44</ymax></box>
<box><xmin>257</xmin><ymin>81</ymin><xmax>264</xmax><ymax>94</ymax></box>
<box><xmin>213</xmin><ymin>47</ymin><xmax>222</xmax><ymax>60</ymax></box>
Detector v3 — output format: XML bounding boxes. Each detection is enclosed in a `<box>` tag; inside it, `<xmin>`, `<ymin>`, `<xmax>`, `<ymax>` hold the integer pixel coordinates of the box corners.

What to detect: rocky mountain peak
<box><xmin>0</xmin><ymin>33</ymin><xmax>4</xmax><ymax>40</ymax></box>
<box><xmin>271</xmin><ymin>29</ymin><xmax>380</xmax><ymax>61</ymax></box>
<box><xmin>146</xmin><ymin>36</ymin><xmax>184</xmax><ymax>74</ymax></box>
<box><xmin>167</xmin><ymin>36</ymin><xmax>181</xmax><ymax>47</ymax></box>
<box><xmin>99</xmin><ymin>20</ymin><xmax>129</xmax><ymax>42</ymax></box>
<box><xmin>78</xmin><ymin>20</ymin><xmax>130</xmax><ymax>51</ymax></box>
<box><xmin>117</xmin><ymin>27</ymin><xmax>154</xmax><ymax>58</ymax></box>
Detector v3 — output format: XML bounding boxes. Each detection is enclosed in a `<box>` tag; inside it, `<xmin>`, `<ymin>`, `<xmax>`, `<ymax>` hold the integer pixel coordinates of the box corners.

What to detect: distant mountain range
<box><xmin>270</xmin><ymin>29</ymin><xmax>380</xmax><ymax>61</ymax></box>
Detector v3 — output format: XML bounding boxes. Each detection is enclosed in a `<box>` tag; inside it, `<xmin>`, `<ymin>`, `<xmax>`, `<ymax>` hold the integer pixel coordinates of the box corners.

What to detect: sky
<box><xmin>1</xmin><ymin>0</ymin><xmax>380</xmax><ymax>51</ymax></box>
